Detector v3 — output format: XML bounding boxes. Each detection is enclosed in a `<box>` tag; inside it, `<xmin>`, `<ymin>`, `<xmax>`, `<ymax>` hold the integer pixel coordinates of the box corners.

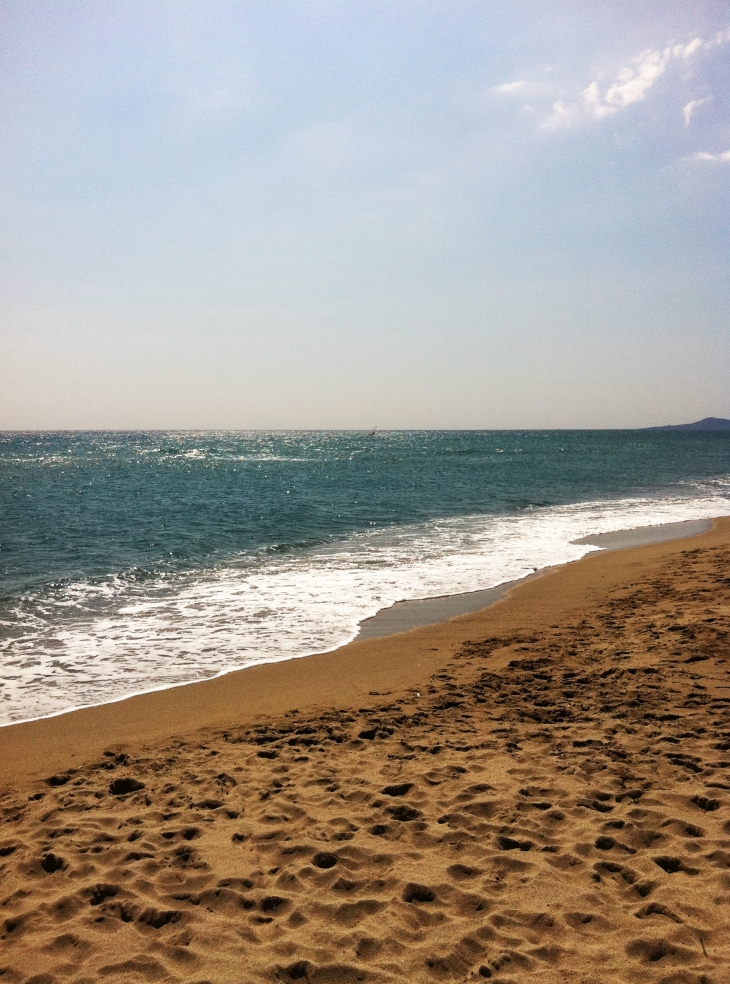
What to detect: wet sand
<box><xmin>357</xmin><ymin>519</ymin><xmax>712</xmax><ymax>640</ymax></box>
<box><xmin>0</xmin><ymin>518</ymin><xmax>729</xmax><ymax>983</ymax></box>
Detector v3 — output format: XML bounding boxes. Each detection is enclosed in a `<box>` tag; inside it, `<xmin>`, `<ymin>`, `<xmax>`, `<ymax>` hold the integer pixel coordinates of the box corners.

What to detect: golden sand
<box><xmin>1</xmin><ymin>520</ymin><xmax>729</xmax><ymax>983</ymax></box>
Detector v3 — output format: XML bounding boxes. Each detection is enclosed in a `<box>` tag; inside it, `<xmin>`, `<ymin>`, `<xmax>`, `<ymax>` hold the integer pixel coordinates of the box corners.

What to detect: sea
<box><xmin>2</xmin><ymin>430</ymin><xmax>730</xmax><ymax>727</ymax></box>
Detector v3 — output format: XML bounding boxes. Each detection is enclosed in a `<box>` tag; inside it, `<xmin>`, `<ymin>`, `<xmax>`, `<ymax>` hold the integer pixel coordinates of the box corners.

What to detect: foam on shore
<box><xmin>3</xmin><ymin>492</ymin><xmax>726</xmax><ymax>726</ymax></box>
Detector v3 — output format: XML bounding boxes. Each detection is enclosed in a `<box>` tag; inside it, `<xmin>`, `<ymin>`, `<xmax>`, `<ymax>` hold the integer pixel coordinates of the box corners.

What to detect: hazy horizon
<box><xmin>3</xmin><ymin>421</ymin><xmax>729</xmax><ymax>434</ymax></box>
<box><xmin>2</xmin><ymin>2</ymin><xmax>729</xmax><ymax>430</ymax></box>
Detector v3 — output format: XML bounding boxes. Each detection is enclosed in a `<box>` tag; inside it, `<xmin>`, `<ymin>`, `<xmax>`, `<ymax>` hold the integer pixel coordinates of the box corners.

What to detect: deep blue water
<box><xmin>4</xmin><ymin>430</ymin><xmax>730</xmax><ymax>592</ymax></box>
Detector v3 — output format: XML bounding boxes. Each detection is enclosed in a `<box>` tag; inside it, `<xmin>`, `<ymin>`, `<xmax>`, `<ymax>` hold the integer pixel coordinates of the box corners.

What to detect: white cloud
<box><xmin>683</xmin><ymin>97</ymin><xmax>711</xmax><ymax>126</ymax></box>
<box><xmin>601</xmin><ymin>49</ymin><xmax>667</xmax><ymax>110</ymax></box>
<box><xmin>582</xmin><ymin>80</ymin><xmax>617</xmax><ymax>119</ymax></box>
<box><xmin>492</xmin><ymin>80</ymin><xmax>526</xmax><ymax>94</ymax></box>
<box><xmin>670</xmin><ymin>37</ymin><xmax>703</xmax><ymax>58</ymax></box>
<box><xmin>692</xmin><ymin>149</ymin><xmax>730</xmax><ymax>162</ymax></box>
<box><xmin>541</xmin><ymin>33</ymin><xmax>725</xmax><ymax>129</ymax></box>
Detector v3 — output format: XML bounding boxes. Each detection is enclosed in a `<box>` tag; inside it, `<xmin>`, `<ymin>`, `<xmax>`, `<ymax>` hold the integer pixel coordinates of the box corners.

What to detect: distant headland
<box><xmin>643</xmin><ymin>417</ymin><xmax>730</xmax><ymax>432</ymax></box>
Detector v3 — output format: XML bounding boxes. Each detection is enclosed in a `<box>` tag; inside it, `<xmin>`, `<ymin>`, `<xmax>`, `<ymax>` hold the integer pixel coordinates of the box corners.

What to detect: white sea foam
<box><xmin>1</xmin><ymin>486</ymin><xmax>729</xmax><ymax>725</ymax></box>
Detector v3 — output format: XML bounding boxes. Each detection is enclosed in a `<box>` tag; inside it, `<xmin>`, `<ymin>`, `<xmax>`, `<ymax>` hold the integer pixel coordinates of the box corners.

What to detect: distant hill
<box><xmin>646</xmin><ymin>417</ymin><xmax>730</xmax><ymax>432</ymax></box>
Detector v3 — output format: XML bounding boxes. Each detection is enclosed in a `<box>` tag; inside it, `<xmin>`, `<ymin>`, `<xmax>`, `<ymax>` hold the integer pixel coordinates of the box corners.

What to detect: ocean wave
<box><xmin>1</xmin><ymin>485</ymin><xmax>729</xmax><ymax>726</ymax></box>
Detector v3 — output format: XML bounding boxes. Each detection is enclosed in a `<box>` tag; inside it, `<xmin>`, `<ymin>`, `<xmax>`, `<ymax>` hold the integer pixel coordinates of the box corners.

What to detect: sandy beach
<box><xmin>1</xmin><ymin>519</ymin><xmax>729</xmax><ymax>983</ymax></box>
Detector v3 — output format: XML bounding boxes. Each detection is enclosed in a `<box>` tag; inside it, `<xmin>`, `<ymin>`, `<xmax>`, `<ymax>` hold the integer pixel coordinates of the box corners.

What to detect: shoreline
<box><xmin>356</xmin><ymin>517</ymin><xmax>712</xmax><ymax>640</ymax></box>
<box><xmin>0</xmin><ymin>515</ymin><xmax>723</xmax><ymax>785</ymax></box>
<box><xmin>0</xmin><ymin>517</ymin><xmax>714</xmax><ymax>732</ymax></box>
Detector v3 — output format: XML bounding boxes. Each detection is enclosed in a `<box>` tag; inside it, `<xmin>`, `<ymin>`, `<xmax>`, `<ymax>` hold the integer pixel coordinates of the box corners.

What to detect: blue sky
<box><xmin>1</xmin><ymin>1</ymin><xmax>729</xmax><ymax>428</ymax></box>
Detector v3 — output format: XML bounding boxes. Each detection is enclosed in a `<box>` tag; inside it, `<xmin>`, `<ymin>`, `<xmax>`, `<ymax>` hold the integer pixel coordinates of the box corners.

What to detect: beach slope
<box><xmin>1</xmin><ymin>520</ymin><xmax>729</xmax><ymax>982</ymax></box>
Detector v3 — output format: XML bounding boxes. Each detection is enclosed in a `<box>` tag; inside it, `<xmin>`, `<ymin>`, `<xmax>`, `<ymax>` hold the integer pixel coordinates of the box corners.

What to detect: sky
<box><xmin>1</xmin><ymin>0</ymin><xmax>729</xmax><ymax>429</ymax></box>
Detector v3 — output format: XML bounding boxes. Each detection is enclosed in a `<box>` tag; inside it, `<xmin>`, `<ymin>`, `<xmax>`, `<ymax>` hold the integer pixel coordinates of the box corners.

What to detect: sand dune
<box><xmin>1</xmin><ymin>525</ymin><xmax>729</xmax><ymax>982</ymax></box>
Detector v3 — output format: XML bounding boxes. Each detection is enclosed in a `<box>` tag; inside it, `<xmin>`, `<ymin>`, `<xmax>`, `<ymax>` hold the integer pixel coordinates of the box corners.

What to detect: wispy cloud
<box><xmin>492</xmin><ymin>80</ymin><xmax>526</xmax><ymax>95</ymax></box>
<box><xmin>707</xmin><ymin>27</ymin><xmax>730</xmax><ymax>48</ymax></box>
<box><xmin>683</xmin><ymin>97</ymin><xmax>711</xmax><ymax>126</ymax></box>
<box><xmin>691</xmin><ymin>149</ymin><xmax>730</xmax><ymax>162</ymax></box>
<box><xmin>542</xmin><ymin>35</ymin><xmax>722</xmax><ymax>130</ymax></box>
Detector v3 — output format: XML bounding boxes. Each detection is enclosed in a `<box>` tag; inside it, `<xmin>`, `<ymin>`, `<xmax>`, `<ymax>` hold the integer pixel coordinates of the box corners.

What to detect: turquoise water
<box><xmin>2</xmin><ymin>430</ymin><xmax>729</xmax><ymax>724</ymax></box>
